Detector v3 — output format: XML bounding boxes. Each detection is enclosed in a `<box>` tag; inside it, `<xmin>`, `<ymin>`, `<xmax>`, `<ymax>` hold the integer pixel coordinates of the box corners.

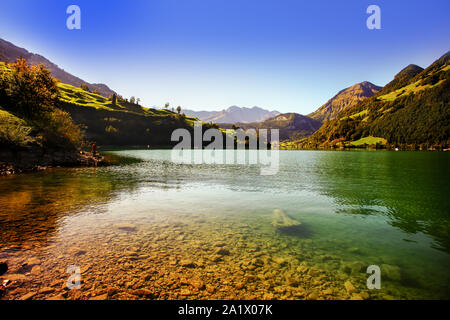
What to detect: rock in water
<box><xmin>114</xmin><ymin>223</ymin><xmax>137</xmax><ymax>232</ymax></box>
<box><xmin>0</xmin><ymin>262</ymin><xmax>7</xmax><ymax>276</ymax></box>
<box><xmin>272</xmin><ymin>209</ymin><xmax>301</xmax><ymax>229</ymax></box>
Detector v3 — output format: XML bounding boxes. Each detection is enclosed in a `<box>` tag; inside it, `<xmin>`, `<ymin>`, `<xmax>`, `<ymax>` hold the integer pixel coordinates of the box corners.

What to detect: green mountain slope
<box><xmin>308</xmin><ymin>81</ymin><xmax>382</xmax><ymax>122</ymax></box>
<box><xmin>379</xmin><ymin>64</ymin><xmax>424</xmax><ymax>94</ymax></box>
<box><xmin>0</xmin><ymin>61</ymin><xmax>206</xmax><ymax>147</ymax></box>
<box><xmin>57</xmin><ymin>84</ymin><xmax>204</xmax><ymax>146</ymax></box>
<box><xmin>297</xmin><ymin>51</ymin><xmax>450</xmax><ymax>150</ymax></box>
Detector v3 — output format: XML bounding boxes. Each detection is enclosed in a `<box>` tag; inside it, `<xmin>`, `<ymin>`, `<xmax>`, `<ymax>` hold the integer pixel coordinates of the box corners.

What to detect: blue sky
<box><xmin>0</xmin><ymin>0</ymin><xmax>449</xmax><ymax>113</ymax></box>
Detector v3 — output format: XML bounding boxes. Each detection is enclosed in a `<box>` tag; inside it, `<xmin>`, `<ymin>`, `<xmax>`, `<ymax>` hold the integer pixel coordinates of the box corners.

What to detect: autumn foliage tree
<box><xmin>0</xmin><ymin>59</ymin><xmax>84</xmax><ymax>149</ymax></box>
<box><xmin>0</xmin><ymin>58</ymin><xmax>59</xmax><ymax>119</ymax></box>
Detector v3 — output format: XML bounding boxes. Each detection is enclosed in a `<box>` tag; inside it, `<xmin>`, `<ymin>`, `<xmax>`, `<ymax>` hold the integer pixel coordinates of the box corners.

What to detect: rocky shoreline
<box><xmin>0</xmin><ymin>147</ymin><xmax>105</xmax><ymax>175</ymax></box>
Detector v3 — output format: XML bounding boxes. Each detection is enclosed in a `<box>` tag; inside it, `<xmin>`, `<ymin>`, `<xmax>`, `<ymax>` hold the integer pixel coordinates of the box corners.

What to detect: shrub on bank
<box><xmin>0</xmin><ymin>108</ymin><xmax>35</xmax><ymax>148</ymax></box>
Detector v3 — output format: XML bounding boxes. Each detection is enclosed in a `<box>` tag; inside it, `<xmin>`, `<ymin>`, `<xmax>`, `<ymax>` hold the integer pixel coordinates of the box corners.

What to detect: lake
<box><xmin>0</xmin><ymin>150</ymin><xmax>449</xmax><ymax>300</ymax></box>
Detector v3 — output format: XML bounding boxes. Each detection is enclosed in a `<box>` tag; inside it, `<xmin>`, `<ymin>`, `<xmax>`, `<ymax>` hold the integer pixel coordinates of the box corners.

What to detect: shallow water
<box><xmin>0</xmin><ymin>150</ymin><xmax>449</xmax><ymax>300</ymax></box>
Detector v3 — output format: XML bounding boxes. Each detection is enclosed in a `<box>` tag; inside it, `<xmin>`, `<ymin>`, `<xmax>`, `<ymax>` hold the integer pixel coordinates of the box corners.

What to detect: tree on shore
<box><xmin>0</xmin><ymin>58</ymin><xmax>84</xmax><ymax>149</ymax></box>
<box><xmin>0</xmin><ymin>58</ymin><xmax>59</xmax><ymax>119</ymax></box>
<box><xmin>176</xmin><ymin>106</ymin><xmax>181</xmax><ymax>114</ymax></box>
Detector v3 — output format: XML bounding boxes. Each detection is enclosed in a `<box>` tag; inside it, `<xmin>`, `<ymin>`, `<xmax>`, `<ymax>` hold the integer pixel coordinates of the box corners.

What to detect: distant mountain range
<box><xmin>183</xmin><ymin>106</ymin><xmax>280</xmax><ymax>124</ymax></box>
<box><xmin>308</xmin><ymin>81</ymin><xmax>382</xmax><ymax>122</ymax></box>
<box><xmin>186</xmin><ymin>81</ymin><xmax>382</xmax><ymax>127</ymax></box>
<box><xmin>0</xmin><ymin>38</ymin><xmax>116</xmax><ymax>98</ymax></box>
<box><xmin>221</xmin><ymin>113</ymin><xmax>322</xmax><ymax>140</ymax></box>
